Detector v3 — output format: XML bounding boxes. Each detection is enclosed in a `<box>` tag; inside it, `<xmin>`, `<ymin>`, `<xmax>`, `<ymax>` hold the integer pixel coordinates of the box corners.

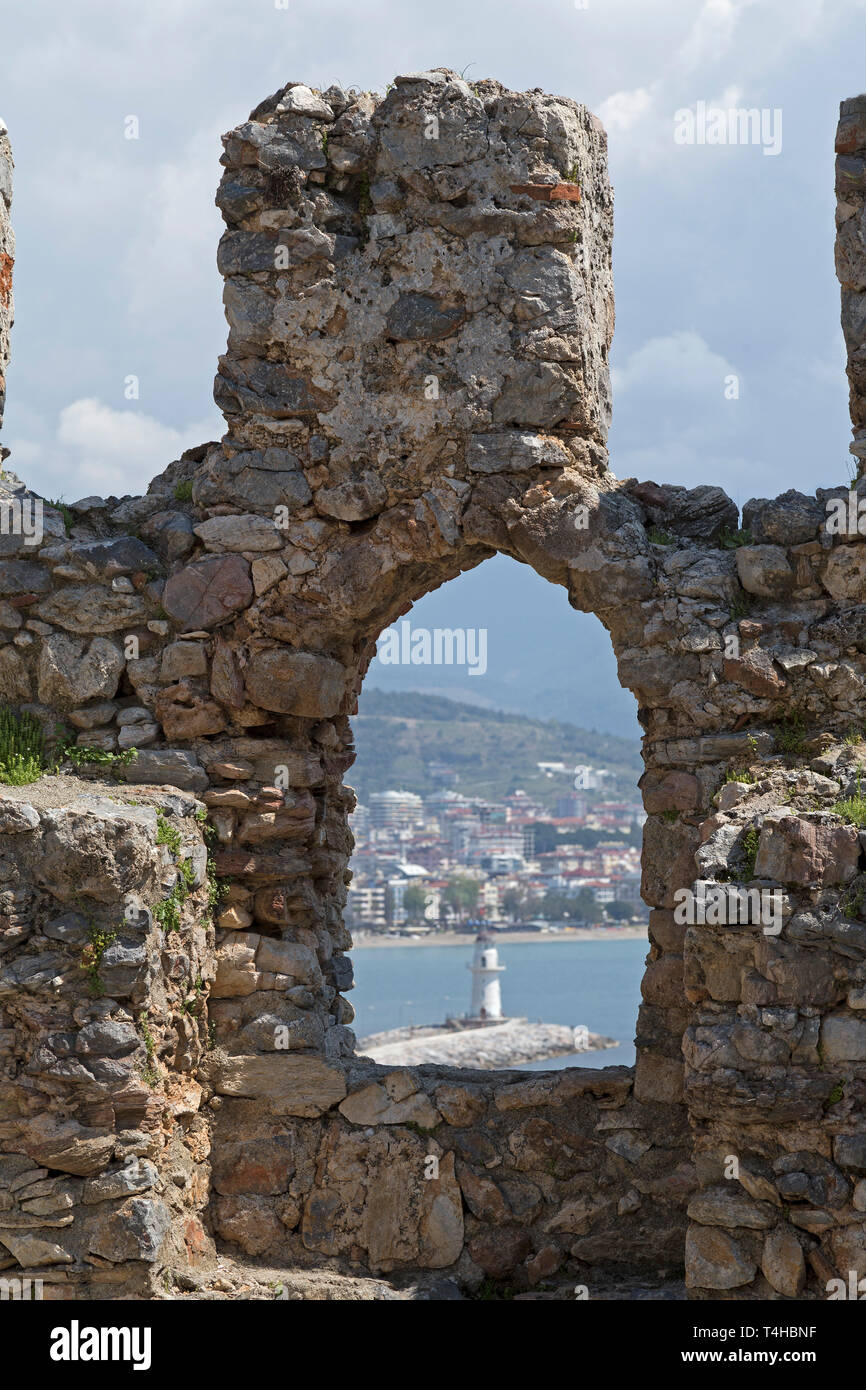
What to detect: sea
<box><xmin>351</xmin><ymin>936</ymin><xmax>648</xmax><ymax>1070</ymax></box>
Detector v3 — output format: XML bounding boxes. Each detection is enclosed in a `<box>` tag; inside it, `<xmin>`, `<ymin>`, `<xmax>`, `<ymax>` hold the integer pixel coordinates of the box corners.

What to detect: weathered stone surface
<box><xmin>755</xmin><ymin>811</ymin><xmax>860</xmax><ymax>885</ymax></box>
<box><xmin>821</xmin><ymin>1014</ymin><xmax>866</xmax><ymax>1062</ymax></box>
<box><xmin>210</xmin><ymin>637</ymin><xmax>245</xmax><ymax>708</ymax></box>
<box><xmin>0</xmin><ymin>644</ymin><xmax>30</xmax><ymax>699</ymax></box>
<box><xmin>0</xmin><ymin>1230</ymin><xmax>73</xmax><ymax>1266</ymax></box>
<box><xmin>0</xmin><ymin>561</ymin><xmax>51</xmax><ymax>595</ymax></box>
<box><xmin>161</xmin><ymin>640</ymin><xmax>208</xmax><ymax>680</ymax></box>
<box><xmin>315</xmin><ymin>474</ymin><xmax>387</xmax><ymax>521</ymax></box>
<box><xmin>37</xmin><ymin>634</ymin><xmax>124</xmax><ymax>704</ymax></box>
<box><xmin>83</xmin><ymin>1161</ymin><xmax>159</xmax><ymax>1204</ymax></box>
<box><xmin>469</xmin><ymin>1227</ymin><xmax>532</xmax><ymax>1278</ymax></box>
<box><xmin>687</xmin><ymin>1187</ymin><xmax>775</xmax><ymax>1230</ymax></box>
<box><xmin>162</xmin><ymin>553</ymin><xmax>252</xmax><ymax>629</ymax></box>
<box><xmin>142</xmin><ymin>510</ymin><xmax>195</xmax><ymax>561</ymax></box>
<box><xmin>251</xmin><ymin>554</ymin><xmax>287</xmax><ymax>595</ymax></box>
<box><xmin>822</xmin><ymin>544</ymin><xmax>866</xmax><ymax>601</ymax></box>
<box><xmin>121</xmin><ymin>748</ymin><xmax>208</xmax><ymax>792</ymax></box>
<box><xmin>67</xmin><ymin>536</ymin><xmax>160</xmax><ymax>576</ymax></box>
<box><xmin>744</xmin><ymin>490</ymin><xmax>824</xmax><ymax>546</ymax></box>
<box><xmin>194</xmin><ymin>513</ymin><xmax>282</xmax><ymax>552</ymax></box>
<box><xmin>88</xmin><ymin>1198</ymin><xmax>172</xmax><ymax>1263</ymax></box>
<box><xmin>192</xmin><ymin>447</ymin><xmax>312</xmax><ymax>511</ymax></box>
<box><xmin>685</xmin><ymin>1225</ymin><xmax>756</xmax><ymax>1289</ymax></box>
<box><xmin>35</xmin><ymin>800</ymin><xmax>159</xmax><ymax>905</ymax></box>
<box><xmin>736</xmin><ymin>545</ymin><xmax>795</xmax><ymax>597</ymax></box>
<box><xmin>0</xmin><ymin>798</ymin><xmax>39</xmax><ymax>832</ymax></box>
<box><xmin>301</xmin><ymin>1133</ymin><xmax>463</xmax><ymax>1272</ymax></box>
<box><xmin>20</xmin><ymin>1119</ymin><xmax>116</xmax><ymax>1177</ymax></box>
<box><xmin>210</xmin><ymin>1054</ymin><xmax>346</xmax><ymax>1116</ymax></box>
<box><xmin>339</xmin><ymin>1072</ymin><xmax>441</xmax><ymax>1128</ymax></box>
<box><xmin>34</xmin><ymin>585</ymin><xmax>148</xmax><ymax>633</ymax></box>
<box><xmin>243</xmin><ymin>648</ymin><xmax>347</xmax><ymax>716</ymax></box>
<box><xmin>466</xmin><ymin>431</ymin><xmax>573</xmax><ymax>474</ymax></box>
<box><xmin>761</xmin><ymin>1224</ymin><xmax>806</xmax><ymax>1297</ymax></box>
<box><xmin>629</xmin><ymin>481</ymin><xmax>738</xmax><ymax>543</ymax></box>
<box><xmin>213</xmin><ymin>1195</ymin><xmax>284</xmax><ymax>1255</ymax></box>
<box><xmin>640</xmin><ymin>771</ymin><xmax>700</xmax><ymax>814</ymax></box>
<box><xmin>723</xmin><ymin>647</ymin><xmax>786</xmax><ymax>697</ymax></box>
<box><xmin>384</xmin><ymin>292</ymin><xmax>466</xmax><ymax>341</ymax></box>
<box><xmin>155</xmin><ymin>684</ymin><xmax>226</xmax><ymax>739</ymax></box>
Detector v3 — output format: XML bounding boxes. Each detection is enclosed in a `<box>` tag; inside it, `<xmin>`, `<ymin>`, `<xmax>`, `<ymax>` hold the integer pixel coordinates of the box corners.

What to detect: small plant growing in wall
<box><xmin>647</xmin><ymin>525</ymin><xmax>675</xmax><ymax>546</ymax></box>
<box><xmin>774</xmin><ymin>711</ymin><xmax>807</xmax><ymax>756</ymax></box>
<box><xmin>196</xmin><ymin>807</ymin><xmax>227</xmax><ymax>913</ymax></box>
<box><xmin>80</xmin><ymin>925</ymin><xmax>117</xmax><ymax>997</ymax></box>
<box><xmin>152</xmin><ymin>811</ymin><xmax>196</xmax><ymax>933</ymax></box>
<box><xmin>55</xmin><ymin>733</ymin><xmax>137</xmax><ymax>776</ymax></box>
<box><xmin>741</xmin><ymin>826</ymin><xmax>760</xmax><ymax>880</ymax></box>
<box><xmin>718</xmin><ymin>525</ymin><xmax>753</xmax><ymax>549</ymax></box>
<box><xmin>154</xmin><ymin>884</ymin><xmax>183</xmax><ymax>933</ymax></box>
<box><xmin>832</xmin><ymin>773</ymin><xmax>866</xmax><ymax>829</ymax></box>
<box><xmin>46</xmin><ymin>497</ymin><xmax>74</xmax><ymax>536</ymax></box>
<box><xmin>156</xmin><ymin>810</ymin><xmax>182</xmax><ymax>854</ymax></box>
<box><xmin>0</xmin><ymin>706</ymin><xmax>45</xmax><ymax>785</ymax></box>
<box><xmin>841</xmin><ymin>877</ymin><xmax>866</xmax><ymax>919</ymax></box>
<box><xmin>139</xmin><ymin>1010</ymin><xmax>160</xmax><ymax>1088</ymax></box>
<box><xmin>173</xmin><ymin>480</ymin><xmax>193</xmax><ymax>503</ymax></box>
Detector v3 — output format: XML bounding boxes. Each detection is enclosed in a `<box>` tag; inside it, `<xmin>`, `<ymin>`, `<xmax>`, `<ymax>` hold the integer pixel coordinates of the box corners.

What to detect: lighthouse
<box><xmin>467</xmin><ymin>932</ymin><xmax>505</xmax><ymax>1020</ymax></box>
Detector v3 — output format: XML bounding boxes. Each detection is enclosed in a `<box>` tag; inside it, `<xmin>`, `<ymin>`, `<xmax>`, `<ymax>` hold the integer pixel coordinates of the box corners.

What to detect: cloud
<box><xmin>6</xmin><ymin>397</ymin><xmax>221</xmax><ymax>499</ymax></box>
<box><xmin>675</xmin><ymin>0</ymin><xmax>752</xmax><ymax>72</ymax></box>
<box><xmin>612</xmin><ymin>330</ymin><xmax>737</xmax><ymax>395</ymax></box>
<box><xmin>597</xmin><ymin>86</ymin><xmax>656</xmax><ymax>135</ymax></box>
<box><xmin>122</xmin><ymin>120</ymin><xmax>230</xmax><ymax>335</ymax></box>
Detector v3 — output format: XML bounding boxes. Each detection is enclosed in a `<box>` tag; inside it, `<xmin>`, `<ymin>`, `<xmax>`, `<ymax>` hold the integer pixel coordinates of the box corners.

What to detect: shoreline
<box><xmin>358</xmin><ymin>1018</ymin><xmax>619</xmax><ymax>1069</ymax></box>
<box><xmin>352</xmin><ymin>926</ymin><xmax>647</xmax><ymax>948</ymax></box>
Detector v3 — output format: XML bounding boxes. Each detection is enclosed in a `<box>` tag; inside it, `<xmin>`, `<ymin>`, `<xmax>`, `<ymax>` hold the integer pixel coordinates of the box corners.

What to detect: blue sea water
<box><xmin>351</xmin><ymin>936</ymin><xmax>648</xmax><ymax>1070</ymax></box>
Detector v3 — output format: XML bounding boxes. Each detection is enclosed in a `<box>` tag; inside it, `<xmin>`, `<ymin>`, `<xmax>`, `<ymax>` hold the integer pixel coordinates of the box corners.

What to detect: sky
<box><xmin>1</xmin><ymin>0</ymin><xmax>864</xmax><ymax>733</ymax></box>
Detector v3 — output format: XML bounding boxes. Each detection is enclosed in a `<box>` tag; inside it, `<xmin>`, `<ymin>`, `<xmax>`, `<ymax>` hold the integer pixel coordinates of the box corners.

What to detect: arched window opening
<box><xmin>345</xmin><ymin>553</ymin><xmax>648</xmax><ymax>1073</ymax></box>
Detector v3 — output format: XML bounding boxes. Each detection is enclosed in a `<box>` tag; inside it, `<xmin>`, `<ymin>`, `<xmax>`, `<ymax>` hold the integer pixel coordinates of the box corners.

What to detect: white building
<box><xmin>369</xmin><ymin>790</ymin><xmax>424</xmax><ymax>830</ymax></box>
<box><xmin>467</xmin><ymin>933</ymin><xmax>505</xmax><ymax>1020</ymax></box>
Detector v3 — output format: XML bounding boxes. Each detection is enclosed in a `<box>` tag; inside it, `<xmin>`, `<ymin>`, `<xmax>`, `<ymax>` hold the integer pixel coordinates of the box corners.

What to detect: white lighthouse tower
<box><xmin>467</xmin><ymin>933</ymin><xmax>505</xmax><ymax>1021</ymax></box>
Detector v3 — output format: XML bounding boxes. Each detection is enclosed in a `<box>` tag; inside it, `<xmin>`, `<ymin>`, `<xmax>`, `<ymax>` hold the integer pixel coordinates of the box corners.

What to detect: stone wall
<box><xmin>0</xmin><ymin>783</ymin><xmax>215</xmax><ymax>1296</ymax></box>
<box><xmin>0</xmin><ymin>76</ymin><xmax>864</xmax><ymax>1299</ymax></box>
<box><xmin>0</xmin><ymin>116</ymin><xmax>12</xmax><ymax>441</ymax></box>
<box><xmin>837</xmin><ymin>93</ymin><xmax>866</xmax><ymax>469</ymax></box>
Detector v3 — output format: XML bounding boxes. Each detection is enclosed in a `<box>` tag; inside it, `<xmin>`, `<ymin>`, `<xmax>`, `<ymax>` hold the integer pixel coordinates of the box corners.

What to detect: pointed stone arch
<box><xmin>0</xmin><ymin>76</ymin><xmax>865</xmax><ymax>1299</ymax></box>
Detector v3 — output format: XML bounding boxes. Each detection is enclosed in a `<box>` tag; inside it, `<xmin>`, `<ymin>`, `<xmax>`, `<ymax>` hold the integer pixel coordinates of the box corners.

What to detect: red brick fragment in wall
<box><xmin>509</xmin><ymin>182</ymin><xmax>581</xmax><ymax>202</ymax></box>
<box><xmin>0</xmin><ymin>252</ymin><xmax>12</xmax><ymax>308</ymax></box>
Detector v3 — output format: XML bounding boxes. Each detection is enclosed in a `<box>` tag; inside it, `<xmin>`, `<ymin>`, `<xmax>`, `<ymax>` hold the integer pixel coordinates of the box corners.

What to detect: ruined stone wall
<box><xmin>836</xmin><ymin>94</ymin><xmax>866</xmax><ymax>469</ymax></box>
<box><xmin>0</xmin><ymin>785</ymin><xmax>215</xmax><ymax>1295</ymax></box>
<box><xmin>0</xmin><ymin>77</ymin><xmax>865</xmax><ymax>1300</ymax></box>
<box><xmin>0</xmin><ymin>117</ymin><xmax>12</xmax><ymax>441</ymax></box>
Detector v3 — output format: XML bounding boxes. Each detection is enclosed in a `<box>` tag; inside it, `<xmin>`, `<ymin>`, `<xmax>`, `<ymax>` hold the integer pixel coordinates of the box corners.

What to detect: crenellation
<box><xmin>0</xmin><ymin>116</ymin><xmax>12</xmax><ymax>446</ymax></box>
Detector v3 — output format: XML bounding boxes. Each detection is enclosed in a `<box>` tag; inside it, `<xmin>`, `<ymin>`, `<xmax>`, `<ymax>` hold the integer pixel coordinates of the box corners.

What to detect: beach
<box><xmin>351</xmin><ymin>926</ymin><xmax>648</xmax><ymax>947</ymax></box>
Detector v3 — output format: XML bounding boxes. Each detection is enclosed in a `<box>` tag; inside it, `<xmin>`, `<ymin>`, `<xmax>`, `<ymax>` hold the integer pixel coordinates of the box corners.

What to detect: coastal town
<box><xmin>346</xmin><ymin>762</ymin><xmax>647</xmax><ymax>939</ymax></box>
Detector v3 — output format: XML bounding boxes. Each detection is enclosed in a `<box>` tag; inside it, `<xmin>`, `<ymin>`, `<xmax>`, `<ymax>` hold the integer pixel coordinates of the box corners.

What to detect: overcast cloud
<box><xmin>0</xmin><ymin>1</ymin><xmax>863</xmax><ymax>732</ymax></box>
<box><xmin>1</xmin><ymin>0</ymin><xmax>863</xmax><ymax>503</ymax></box>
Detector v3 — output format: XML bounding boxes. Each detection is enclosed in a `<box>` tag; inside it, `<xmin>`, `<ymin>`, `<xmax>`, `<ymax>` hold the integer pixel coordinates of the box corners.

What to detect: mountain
<box><xmin>361</xmin><ymin>551</ymin><xmax>642</xmax><ymax>738</ymax></box>
<box><xmin>349</xmin><ymin>689</ymin><xmax>643</xmax><ymax>807</ymax></box>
